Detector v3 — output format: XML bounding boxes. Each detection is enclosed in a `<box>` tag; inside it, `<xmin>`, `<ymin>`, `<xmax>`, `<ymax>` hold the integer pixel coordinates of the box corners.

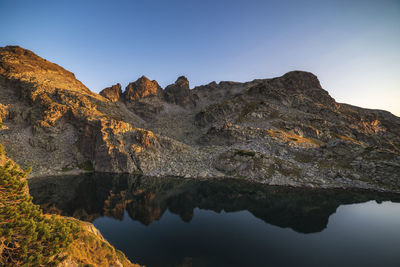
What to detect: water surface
<box><xmin>29</xmin><ymin>174</ymin><xmax>400</xmax><ymax>267</ymax></box>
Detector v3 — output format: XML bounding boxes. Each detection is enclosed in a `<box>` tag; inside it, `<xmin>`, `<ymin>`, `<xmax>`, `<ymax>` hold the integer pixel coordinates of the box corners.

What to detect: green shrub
<box><xmin>61</xmin><ymin>167</ymin><xmax>74</xmax><ymax>172</ymax></box>
<box><xmin>77</xmin><ymin>160</ymin><xmax>94</xmax><ymax>172</ymax></box>
<box><xmin>0</xmin><ymin>160</ymin><xmax>81</xmax><ymax>266</ymax></box>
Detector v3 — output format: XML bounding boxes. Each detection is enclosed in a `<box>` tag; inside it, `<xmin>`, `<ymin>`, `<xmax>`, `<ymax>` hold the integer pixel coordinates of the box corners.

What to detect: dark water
<box><xmin>29</xmin><ymin>174</ymin><xmax>400</xmax><ymax>267</ymax></box>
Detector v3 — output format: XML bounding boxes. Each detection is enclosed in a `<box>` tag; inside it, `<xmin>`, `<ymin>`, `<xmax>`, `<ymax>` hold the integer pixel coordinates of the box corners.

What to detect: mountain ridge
<box><xmin>1</xmin><ymin>45</ymin><xmax>399</xmax><ymax>193</ymax></box>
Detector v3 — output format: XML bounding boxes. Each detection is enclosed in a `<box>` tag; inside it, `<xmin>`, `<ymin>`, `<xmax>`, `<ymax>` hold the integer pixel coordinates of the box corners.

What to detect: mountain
<box><xmin>0</xmin><ymin>46</ymin><xmax>399</xmax><ymax>192</ymax></box>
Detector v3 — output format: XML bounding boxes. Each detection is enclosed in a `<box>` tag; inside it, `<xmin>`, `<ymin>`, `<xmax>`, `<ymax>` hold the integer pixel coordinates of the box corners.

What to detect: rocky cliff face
<box><xmin>123</xmin><ymin>76</ymin><xmax>162</xmax><ymax>102</ymax></box>
<box><xmin>164</xmin><ymin>76</ymin><xmax>196</xmax><ymax>107</ymax></box>
<box><xmin>1</xmin><ymin>46</ymin><xmax>399</xmax><ymax>193</ymax></box>
<box><xmin>0</xmin><ymin>46</ymin><xmax>168</xmax><ymax>177</ymax></box>
<box><xmin>99</xmin><ymin>83</ymin><xmax>122</xmax><ymax>102</ymax></box>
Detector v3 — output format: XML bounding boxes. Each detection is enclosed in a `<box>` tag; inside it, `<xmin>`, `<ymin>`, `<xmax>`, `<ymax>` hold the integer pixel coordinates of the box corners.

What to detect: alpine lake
<box><xmin>28</xmin><ymin>174</ymin><xmax>400</xmax><ymax>267</ymax></box>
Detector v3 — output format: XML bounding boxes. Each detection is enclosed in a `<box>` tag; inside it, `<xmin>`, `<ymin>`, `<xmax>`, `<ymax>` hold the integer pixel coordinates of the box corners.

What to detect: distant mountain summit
<box><xmin>0</xmin><ymin>46</ymin><xmax>399</xmax><ymax>192</ymax></box>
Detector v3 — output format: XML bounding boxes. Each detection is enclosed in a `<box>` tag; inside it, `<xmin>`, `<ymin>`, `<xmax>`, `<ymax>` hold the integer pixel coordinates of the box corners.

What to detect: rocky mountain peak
<box><xmin>175</xmin><ymin>76</ymin><xmax>190</xmax><ymax>89</ymax></box>
<box><xmin>246</xmin><ymin>71</ymin><xmax>336</xmax><ymax>110</ymax></box>
<box><xmin>99</xmin><ymin>83</ymin><xmax>122</xmax><ymax>102</ymax></box>
<box><xmin>123</xmin><ymin>75</ymin><xmax>162</xmax><ymax>102</ymax></box>
<box><xmin>1</xmin><ymin>45</ymin><xmax>36</xmax><ymax>57</ymax></box>
<box><xmin>279</xmin><ymin>71</ymin><xmax>322</xmax><ymax>90</ymax></box>
<box><xmin>164</xmin><ymin>76</ymin><xmax>195</xmax><ymax>107</ymax></box>
<box><xmin>0</xmin><ymin>45</ymin><xmax>98</xmax><ymax>99</ymax></box>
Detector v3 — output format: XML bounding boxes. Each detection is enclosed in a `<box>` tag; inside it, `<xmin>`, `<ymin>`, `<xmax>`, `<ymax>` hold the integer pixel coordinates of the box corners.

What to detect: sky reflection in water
<box><xmin>29</xmin><ymin>174</ymin><xmax>400</xmax><ymax>267</ymax></box>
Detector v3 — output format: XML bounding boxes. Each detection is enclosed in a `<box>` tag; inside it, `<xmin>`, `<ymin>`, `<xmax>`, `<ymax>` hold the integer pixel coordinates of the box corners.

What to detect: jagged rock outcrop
<box><xmin>99</xmin><ymin>83</ymin><xmax>122</xmax><ymax>102</ymax></box>
<box><xmin>1</xmin><ymin>45</ymin><xmax>400</xmax><ymax>193</ymax></box>
<box><xmin>164</xmin><ymin>76</ymin><xmax>196</xmax><ymax>107</ymax></box>
<box><xmin>123</xmin><ymin>75</ymin><xmax>162</xmax><ymax>102</ymax></box>
<box><xmin>119</xmin><ymin>76</ymin><xmax>165</xmax><ymax>120</ymax></box>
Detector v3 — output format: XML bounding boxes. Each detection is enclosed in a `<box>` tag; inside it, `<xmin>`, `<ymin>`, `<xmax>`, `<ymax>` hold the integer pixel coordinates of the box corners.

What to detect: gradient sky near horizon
<box><xmin>1</xmin><ymin>0</ymin><xmax>399</xmax><ymax>115</ymax></box>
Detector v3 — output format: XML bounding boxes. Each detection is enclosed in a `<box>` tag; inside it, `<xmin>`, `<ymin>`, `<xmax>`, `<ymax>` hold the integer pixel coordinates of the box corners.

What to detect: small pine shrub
<box><xmin>77</xmin><ymin>160</ymin><xmax>94</xmax><ymax>172</ymax></box>
<box><xmin>0</xmin><ymin>160</ymin><xmax>81</xmax><ymax>266</ymax></box>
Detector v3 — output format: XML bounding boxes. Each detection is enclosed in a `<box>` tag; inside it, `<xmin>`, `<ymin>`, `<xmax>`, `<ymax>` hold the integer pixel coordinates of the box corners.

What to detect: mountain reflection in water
<box><xmin>29</xmin><ymin>173</ymin><xmax>400</xmax><ymax>234</ymax></box>
<box><xmin>28</xmin><ymin>174</ymin><xmax>400</xmax><ymax>267</ymax></box>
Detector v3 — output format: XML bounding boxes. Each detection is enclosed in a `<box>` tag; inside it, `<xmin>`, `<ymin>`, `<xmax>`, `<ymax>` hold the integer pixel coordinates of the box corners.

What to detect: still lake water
<box><xmin>29</xmin><ymin>174</ymin><xmax>400</xmax><ymax>267</ymax></box>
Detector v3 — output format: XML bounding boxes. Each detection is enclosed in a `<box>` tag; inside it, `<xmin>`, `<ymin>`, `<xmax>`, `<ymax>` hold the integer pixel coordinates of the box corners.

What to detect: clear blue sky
<box><xmin>1</xmin><ymin>0</ymin><xmax>399</xmax><ymax>115</ymax></box>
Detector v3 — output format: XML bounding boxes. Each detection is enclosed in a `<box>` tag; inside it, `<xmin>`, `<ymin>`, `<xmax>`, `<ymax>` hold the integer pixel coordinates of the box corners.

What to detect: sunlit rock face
<box><xmin>29</xmin><ymin>174</ymin><xmax>400</xmax><ymax>234</ymax></box>
<box><xmin>0</xmin><ymin>46</ymin><xmax>96</xmax><ymax>98</ymax></box>
<box><xmin>123</xmin><ymin>76</ymin><xmax>163</xmax><ymax>102</ymax></box>
<box><xmin>99</xmin><ymin>83</ymin><xmax>122</xmax><ymax>102</ymax></box>
<box><xmin>1</xmin><ymin>45</ymin><xmax>400</xmax><ymax>192</ymax></box>
<box><xmin>0</xmin><ymin>46</ymin><xmax>162</xmax><ymax>176</ymax></box>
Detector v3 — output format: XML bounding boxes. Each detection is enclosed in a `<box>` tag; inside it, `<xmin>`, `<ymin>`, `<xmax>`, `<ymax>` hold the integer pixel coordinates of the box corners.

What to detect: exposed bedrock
<box><xmin>1</xmin><ymin>45</ymin><xmax>399</xmax><ymax>193</ymax></box>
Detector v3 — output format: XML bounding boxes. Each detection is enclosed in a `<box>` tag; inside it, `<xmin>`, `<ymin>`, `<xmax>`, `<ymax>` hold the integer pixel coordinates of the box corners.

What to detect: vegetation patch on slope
<box><xmin>0</xmin><ymin>144</ymin><xmax>138</xmax><ymax>266</ymax></box>
<box><xmin>0</xmin><ymin>145</ymin><xmax>80</xmax><ymax>266</ymax></box>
